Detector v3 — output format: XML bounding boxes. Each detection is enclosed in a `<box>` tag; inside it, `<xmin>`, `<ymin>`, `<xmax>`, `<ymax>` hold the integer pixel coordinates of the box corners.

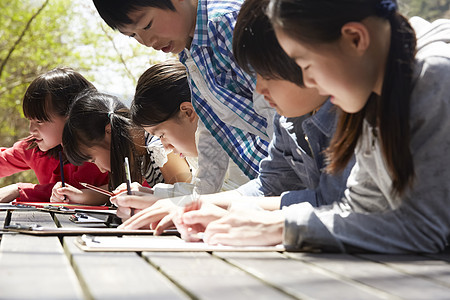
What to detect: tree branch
<box><xmin>99</xmin><ymin>23</ymin><xmax>136</xmax><ymax>85</ymax></box>
<box><xmin>0</xmin><ymin>0</ymin><xmax>50</xmax><ymax>80</ymax></box>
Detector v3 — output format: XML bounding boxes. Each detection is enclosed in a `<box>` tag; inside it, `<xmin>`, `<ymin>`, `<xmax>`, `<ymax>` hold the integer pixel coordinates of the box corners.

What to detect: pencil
<box><xmin>124</xmin><ymin>157</ymin><xmax>134</xmax><ymax>216</ymax></box>
<box><xmin>59</xmin><ymin>151</ymin><xmax>66</xmax><ymax>201</ymax></box>
<box><xmin>59</xmin><ymin>151</ymin><xmax>65</xmax><ymax>187</ymax></box>
<box><xmin>80</xmin><ymin>182</ymin><xmax>115</xmax><ymax>197</ymax></box>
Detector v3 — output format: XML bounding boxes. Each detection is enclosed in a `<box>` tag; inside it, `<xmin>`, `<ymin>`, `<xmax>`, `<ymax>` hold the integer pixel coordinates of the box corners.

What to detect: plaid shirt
<box><xmin>179</xmin><ymin>0</ymin><xmax>270</xmax><ymax>179</ymax></box>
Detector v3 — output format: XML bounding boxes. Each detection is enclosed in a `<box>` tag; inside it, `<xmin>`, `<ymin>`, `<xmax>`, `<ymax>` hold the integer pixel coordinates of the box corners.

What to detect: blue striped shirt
<box><xmin>179</xmin><ymin>0</ymin><xmax>270</xmax><ymax>179</ymax></box>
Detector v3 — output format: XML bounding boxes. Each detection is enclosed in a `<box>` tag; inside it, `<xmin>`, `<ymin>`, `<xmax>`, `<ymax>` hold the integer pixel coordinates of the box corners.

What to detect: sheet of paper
<box><xmin>75</xmin><ymin>235</ymin><xmax>285</xmax><ymax>252</ymax></box>
<box><xmin>3</xmin><ymin>224</ymin><xmax>178</xmax><ymax>236</ymax></box>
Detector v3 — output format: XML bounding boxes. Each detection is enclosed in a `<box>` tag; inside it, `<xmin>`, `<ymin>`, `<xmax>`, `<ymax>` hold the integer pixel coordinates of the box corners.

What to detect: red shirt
<box><xmin>0</xmin><ymin>138</ymin><xmax>109</xmax><ymax>202</ymax></box>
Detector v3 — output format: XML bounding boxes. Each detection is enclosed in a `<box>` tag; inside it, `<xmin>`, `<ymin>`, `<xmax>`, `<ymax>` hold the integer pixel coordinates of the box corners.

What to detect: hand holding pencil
<box><xmin>50</xmin><ymin>182</ymin><xmax>75</xmax><ymax>203</ymax></box>
<box><xmin>110</xmin><ymin>182</ymin><xmax>159</xmax><ymax>220</ymax></box>
<box><xmin>59</xmin><ymin>151</ymin><xmax>67</xmax><ymax>201</ymax></box>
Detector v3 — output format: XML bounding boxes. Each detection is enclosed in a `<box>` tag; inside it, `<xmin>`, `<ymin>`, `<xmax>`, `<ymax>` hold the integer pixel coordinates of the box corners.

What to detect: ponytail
<box><xmin>108</xmin><ymin>109</ymin><xmax>143</xmax><ymax>189</ymax></box>
<box><xmin>377</xmin><ymin>13</ymin><xmax>416</xmax><ymax>195</ymax></box>
<box><xmin>63</xmin><ymin>91</ymin><xmax>143</xmax><ymax>190</ymax></box>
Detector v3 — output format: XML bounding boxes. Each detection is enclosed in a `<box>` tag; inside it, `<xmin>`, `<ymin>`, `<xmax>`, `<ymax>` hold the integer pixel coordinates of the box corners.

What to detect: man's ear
<box><xmin>179</xmin><ymin>102</ymin><xmax>197</xmax><ymax>122</ymax></box>
<box><xmin>340</xmin><ymin>22</ymin><xmax>370</xmax><ymax>55</ymax></box>
<box><xmin>105</xmin><ymin>123</ymin><xmax>112</xmax><ymax>134</ymax></box>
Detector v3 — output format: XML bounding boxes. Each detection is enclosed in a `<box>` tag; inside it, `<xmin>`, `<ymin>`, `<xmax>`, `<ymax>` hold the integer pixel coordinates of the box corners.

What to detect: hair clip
<box><xmin>376</xmin><ymin>0</ymin><xmax>397</xmax><ymax>18</ymax></box>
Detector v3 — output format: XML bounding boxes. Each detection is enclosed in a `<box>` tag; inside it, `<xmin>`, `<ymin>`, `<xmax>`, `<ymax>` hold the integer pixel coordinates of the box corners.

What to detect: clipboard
<box><xmin>3</xmin><ymin>223</ymin><xmax>178</xmax><ymax>236</ymax></box>
<box><xmin>0</xmin><ymin>203</ymin><xmax>37</xmax><ymax>211</ymax></box>
<box><xmin>70</xmin><ymin>213</ymin><xmax>107</xmax><ymax>224</ymax></box>
<box><xmin>11</xmin><ymin>201</ymin><xmax>115</xmax><ymax>214</ymax></box>
<box><xmin>69</xmin><ymin>212</ymin><xmax>121</xmax><ymax>228</ymax></box>
<box><xmin>75</xmin><ymin>235</ymin><xmax>286</xmax><ymax>252</ymax></box>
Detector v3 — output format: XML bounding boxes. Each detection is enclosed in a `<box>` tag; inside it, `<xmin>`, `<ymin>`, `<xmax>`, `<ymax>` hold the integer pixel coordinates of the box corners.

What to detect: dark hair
<box><xmin>22</xmin><ymin>67</ymin><xmax>95</xmax><ymax>159</ymax></box>
<box><xmin>62</xmin><ymin>90</ymin><xmax>143</xmax><ymax>190</ymax></box>
<box><xmin>131</xmin><ymin>60</ymin><xmax>191</xmax><ymax>127</ymax></box>
<box><xmin>233</xmin><ymin>0</ymin><xmax>303</xmax><ymax>86</ymax></box>
<box><xmin>268</xmin><ymin>0</ymin><xmax>416</xmax><ymax>195</ymax></box>
<box><xmin>92</xmin><ymin>0</ymin><xmax>175</xmax><ymax>30</ymax></box>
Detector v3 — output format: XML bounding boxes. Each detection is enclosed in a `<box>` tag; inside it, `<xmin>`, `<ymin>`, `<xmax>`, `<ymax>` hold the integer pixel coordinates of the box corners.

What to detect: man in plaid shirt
<box><xmin>93</xmin><ymin>0</ymin><xmax>275</xmax><ymax>193</ymax></box>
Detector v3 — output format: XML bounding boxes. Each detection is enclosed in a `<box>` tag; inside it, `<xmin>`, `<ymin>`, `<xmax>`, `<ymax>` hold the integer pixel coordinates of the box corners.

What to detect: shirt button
<box><xmin>290</xmin><ymin>159</ymin><xmax>296</xmax><ymax>166</ymax></box>
<box><xmin>296</xmin><ymin>148</ymin><xmax>302</xmax><ymax>155</ymax></box>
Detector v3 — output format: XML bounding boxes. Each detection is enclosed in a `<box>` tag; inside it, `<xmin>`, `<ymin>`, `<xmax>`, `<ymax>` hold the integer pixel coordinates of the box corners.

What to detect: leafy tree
<box><xmin>0</xmin><ymin>0</ymin><xmax>76</xmax><ymax>186</ymax></box>
<box><xmin>0</xmin><ymin>0</ymin><xmax>164</xmax><ymax>187</ymax></box>
<box><xmin>401</xmin><ymin>0</ymin><xmax>450</xmax><ymax>20</ymax></box>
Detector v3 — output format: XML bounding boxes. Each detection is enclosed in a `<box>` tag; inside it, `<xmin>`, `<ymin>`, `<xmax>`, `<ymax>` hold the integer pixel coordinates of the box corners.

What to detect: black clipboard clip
<box><xmin>42</xmin><ymin>205</ymin><xmax>71</xmax><ymax>212</ymax></box>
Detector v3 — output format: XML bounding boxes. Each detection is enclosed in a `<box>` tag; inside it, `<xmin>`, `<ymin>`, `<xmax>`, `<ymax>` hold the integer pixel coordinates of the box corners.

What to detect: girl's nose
<box><xmin>160</xmin><ymin>139</ymin><xmax>173</xmax><ymax>151</ymax></box>
<box><xmin>255</xmin><ymin>75</ymin><xmax>268</xmax><ymax>96</ymax></box>
<box><xmin>302</xmin><ymin>71</ymin><xmax>317</xmax><ymax>89</ymax></box>
<box><xmin>29</xmin><ymin>122</ymin><xmax>36</xmax><ymax>134</ymax></box>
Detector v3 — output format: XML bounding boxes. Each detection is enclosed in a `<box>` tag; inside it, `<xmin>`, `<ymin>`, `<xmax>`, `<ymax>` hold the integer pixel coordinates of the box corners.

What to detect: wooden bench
<box><xmin>1</xmin><ymin>210</ymin><xmax>449</xmax><ymax>299</ymax></box>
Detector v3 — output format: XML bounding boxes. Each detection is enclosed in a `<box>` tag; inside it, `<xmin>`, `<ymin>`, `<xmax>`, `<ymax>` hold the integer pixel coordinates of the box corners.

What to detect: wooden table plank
<box><xmin>0</xmin><ymin>210</ymin><xmax>84</xmax><ymax>299</ymax></box>
<box><xmin>142</xmin><ymin>251</ymin><xmax>294</xmax><ymax>300</ymax></box>
<box><xmin>8</xmin><ymin>209</ymin><xmax>58</xmax><ymax>227</ymax></box>
<box><xmin>0</xmin><ymin>210</ymin><xmax>5</xmax><ymax>228</ymax></box>
<box><xmin>63</xmin><ymin>236</ymin><xmax>188</xmax><ymax>300</ymax></box>
<box><xmin>3</xmin><ymin>209</ymin><xmax>450</xmax><ymax>300</ymax></box>
<box><xmin>287</xmin><ymin>253</ymin><xmax>450</xmax><ymax>300</ymax></box>
<box><xmin>358</xmin><ymin>254</ymin><xmax>450</xmax><ymax>288</ymax></box>
<box><xmin>0</xmin><ymin>211</ymin><xmax>6</xmax><ymax>239</ymax></box>
<box><xmin>58</xmin><ymin>211</ymin><xmax>188</xmax><ymax>299</ymax></box>
<box><xmin>215</xmin><ymin>251</ymin><xmax>391</xmax><ymax>300</ymax></box>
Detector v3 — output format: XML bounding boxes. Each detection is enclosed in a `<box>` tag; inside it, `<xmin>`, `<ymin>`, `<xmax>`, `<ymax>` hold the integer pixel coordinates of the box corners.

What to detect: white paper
<box><xmin>76</xmin><ymin>235</ymin><xmax>285</xmax><ymax>252</ymax></box>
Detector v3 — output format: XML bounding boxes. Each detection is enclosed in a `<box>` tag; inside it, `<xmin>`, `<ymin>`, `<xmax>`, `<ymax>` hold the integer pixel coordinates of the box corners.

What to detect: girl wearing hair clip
<box><xmin>180</xmin><ymin>0</ymin><xmax>450</xmax><ymax>253</ymax></box>
<box><xmin>53</xmin><ymin>90</ymin><xmax>191</xmax><ymax>204</ymax></box>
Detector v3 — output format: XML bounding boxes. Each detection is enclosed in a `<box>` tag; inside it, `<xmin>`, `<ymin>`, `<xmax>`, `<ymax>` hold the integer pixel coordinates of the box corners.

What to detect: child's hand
<box><xmin>51</xmin><ymin>182</ymin><xmax>79</xmax><ymax>203</ymax></box>
<box><xmin>112</xmin><ymin>182</ymin><xmax>153</xmax><ymax>195</ymax></box>
<box><xmin>175</xmin><ymin>201</ymin><xmax>228</xmax><ymax>242</ymax></box>
<box><xmin>203</xmin><ymin>209</ymin><xmax>284</xmax><ymax>246</ymax></box>
<box><xmin>118</xmin><ymin>198</ymin><xmax>177</xmax><ymax>234</ymax></box>
<box><xmin>0</xmin><ymin>184</ymin><xmax>20</xmax><ymax>203</ymax></box>
<box><xmin>111</xmin><ymin>191</ymin><xmax>160</xmax><ymax>220</ymax></box>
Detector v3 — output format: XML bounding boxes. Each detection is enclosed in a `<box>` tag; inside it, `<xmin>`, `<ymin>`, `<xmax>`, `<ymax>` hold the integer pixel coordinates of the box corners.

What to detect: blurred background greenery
<box><xmin>0</xmin><ymin>0</ymin><xmax>449</xmax><ymax>187</ymax></box>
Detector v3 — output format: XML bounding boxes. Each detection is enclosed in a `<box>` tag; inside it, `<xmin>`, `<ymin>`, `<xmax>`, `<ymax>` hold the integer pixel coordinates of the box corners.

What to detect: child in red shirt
<box><xmin>0</xmin><ymin>67</ymin><xmax>109</xmax><ymax>203</ymax></box>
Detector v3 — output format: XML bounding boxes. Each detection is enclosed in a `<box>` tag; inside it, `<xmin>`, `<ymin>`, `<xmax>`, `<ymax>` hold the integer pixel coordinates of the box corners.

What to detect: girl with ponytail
<box><xmin>185</xmin><ymin>0</ymin><xmax>450</xmax><ymax>253</ymax></box>
<box><xmin>57</xmin><ymin>90</ymin><xmax>190</xmax><ymax>203</ymax></box>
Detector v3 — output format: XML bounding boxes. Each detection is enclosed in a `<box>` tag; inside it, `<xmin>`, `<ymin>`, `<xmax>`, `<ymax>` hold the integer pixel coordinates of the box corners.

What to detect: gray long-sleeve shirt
<box><xmin>283</xmin><ymin>17</ymin><xmax>450</xmax><ymax>253</ymax></box>
<box><xmin>237</xmin><ymin>99</ymin><xmax>354</xmax><ymax>208</ymax></box>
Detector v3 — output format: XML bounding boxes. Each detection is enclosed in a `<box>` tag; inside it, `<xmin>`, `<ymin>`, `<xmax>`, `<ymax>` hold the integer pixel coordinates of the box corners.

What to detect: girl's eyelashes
<box><xmin>143</xmin><ymin>21</ymin><xmax>152</xmax><ymax>30</ymax></box>
<box><xmin>128</xmin><ymin>33</ymin><xmax>136</xmax><ymax>38</ymax></box>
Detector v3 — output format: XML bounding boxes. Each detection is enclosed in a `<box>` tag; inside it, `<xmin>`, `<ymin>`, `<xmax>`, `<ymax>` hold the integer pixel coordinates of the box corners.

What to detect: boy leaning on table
<box><xmin>92</xmin><ymin>0</ymin><xmax>276</xmax><ymax>194</ymax></box>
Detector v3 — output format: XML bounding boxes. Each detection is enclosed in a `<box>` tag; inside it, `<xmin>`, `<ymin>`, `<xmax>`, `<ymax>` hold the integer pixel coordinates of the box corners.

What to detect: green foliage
<box><xmin>401</xmin><ymin>0</ymin><xmax>450</xmax><ymax>20</ymax></box>
<box><xmin>0</xmin><ymin>0</ymin><xmax>78</xmax><ymax>186</ymax></box>
<box><xmin>0</xmin><ymin>0</ymin><xmax>164</xmax><ymax>187</ymax></box>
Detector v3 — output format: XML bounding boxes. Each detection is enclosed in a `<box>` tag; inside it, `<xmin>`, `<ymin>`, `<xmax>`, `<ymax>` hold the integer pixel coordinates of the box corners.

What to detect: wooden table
<box><xmin>1</xmin><ymin>209</ymin><xmax>449</xmax><ymax>300</ymax></box>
